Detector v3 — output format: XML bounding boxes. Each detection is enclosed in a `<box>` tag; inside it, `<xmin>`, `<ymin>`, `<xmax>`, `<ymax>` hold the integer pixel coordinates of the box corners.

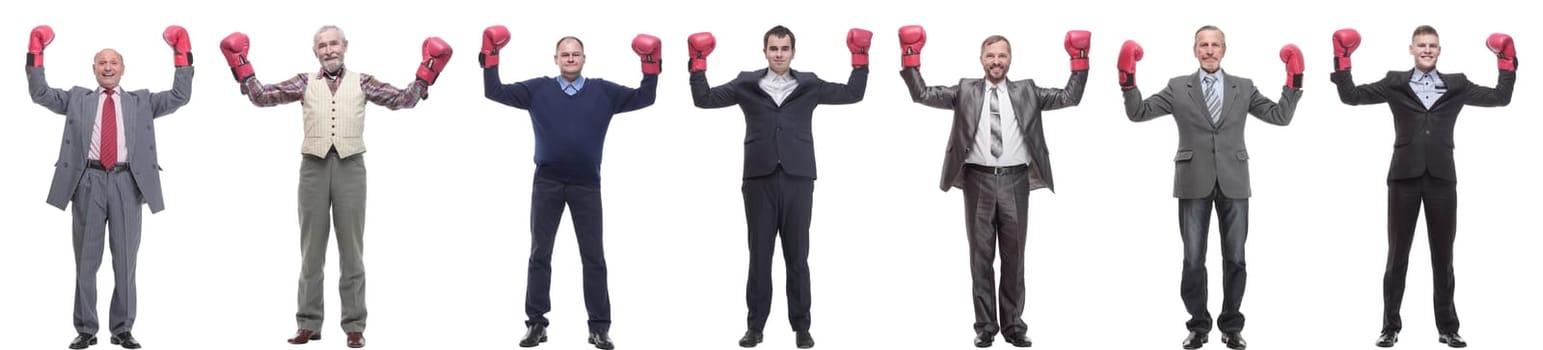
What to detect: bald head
<box><xmin>94</xmin><ymin>48</ymin><xmax>124</xmax><ymax>90</ymax></box>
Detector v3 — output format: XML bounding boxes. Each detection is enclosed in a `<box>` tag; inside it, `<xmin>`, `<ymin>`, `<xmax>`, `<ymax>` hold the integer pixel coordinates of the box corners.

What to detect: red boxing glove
<box><xmin>219</xmin><ymin>32</ymin><xmax>256</xmax><ymax>83</ymax></box>
<box><xmin>633</xmin><ymin>33</ymin><xmax>662</xmax><ymax>75</ymax></box>
<box><xmin>1280</xmin><ymin>44</ymin><xmax>1304</xmax><ymax>89</ymax></box>
<box><xmin>27</xmin><ymin>25</ymin><xmax>54</xmax><ymax>67</ymax></box>
<box><xmin>1065</xmin><ymin>30</ymin><xmax>1091</xmax><ymax>71</ymax></box>
<box><xmin>1487</xmin><ymin>33</ymin><xmax>1517</xmax><ymax>71</ymax></box>
<box><xmin>1332</xmin><ymin>28</ymin><xmax>1360</xmax><ymax>72</ymax></box>
<box><xmin>687</xmin><ymin>32</ymin><xmax>715</xmax><ymax>72</ymax></box>
<box><xmin>847</xmin><ymin>28</ymin><xmax>872</xmax><ymax>68</ymax></box>
<box><xmin>480</xmin><ymin>25</ymin><xmax>510</xmax><ymax>69</ymax></box>
<box><xmin>1117</xmin><ymin>40</ymin><xmax>1143</xmax><ymax>90</ymax></box>
<box><xmin>898</xmin><ymin>25</ymin><xmax>926</xmax><ymax>68</ymax></box>
<box><xmin>163</xmin><ymin>25</ymin><xmax>192</xmax><ymax>67</ymax></box>
<box><xmin>417</xmin><ymin>37</ymin><xmax>452</xmax><ymax>85</ymax></box>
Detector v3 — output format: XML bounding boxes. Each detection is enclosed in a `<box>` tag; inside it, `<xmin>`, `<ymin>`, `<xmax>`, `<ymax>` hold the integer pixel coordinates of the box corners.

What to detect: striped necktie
<box><xmin>989</xmin><ymin>87</ymin><xmax>1002</xmax><ymax>158</ymax></box>
<box><xmin>1204</xmin><ymin>76</ymin><xmax>1221</xmax><ymax>125</ymax></box>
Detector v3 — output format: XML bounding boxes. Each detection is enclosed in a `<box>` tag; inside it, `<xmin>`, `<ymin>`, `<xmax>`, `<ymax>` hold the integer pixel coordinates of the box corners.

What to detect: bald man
<box><xmin>26</xmin><ymin>25</ymin><xmax>195</xmax><ymax>350</ymax></box>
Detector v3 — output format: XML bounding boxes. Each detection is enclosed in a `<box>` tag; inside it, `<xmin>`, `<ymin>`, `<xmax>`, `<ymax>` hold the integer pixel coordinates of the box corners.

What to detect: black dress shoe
<box><xmin>520</xmin><ymin>324</ymin><xmax>548</xmax><ymax>347</ymax></box>
<box><xmin>1438</xmin><ymin>333</ymin><xmax>1466</xmax><ymax>348</ymax></box>
<box><xmin>588</xmin><ymin>331</ymin><xmax>615</xmax><ymax>350</ymax></box>
<box><xmin>795</xmin><ymin>331</ymin><xmax>815</xmax><ymax>349</ymax></box>
<box><xmin>738</xmin><ymin>330</ymin><xmax>763</xmax><ymax>348</ymax></box>
<box><xmin>1182</xmin><ymin>331</ymin><xmax>1208</xmax><ymax>350</ymax></box>
<box><xmin>69</xmin><ymin>333</ymin><xmax>97</xmax><ymax>349</ymax></box>
<box><xmin>110</xmin><ymin>332</ymin><xmax>141</xmax><ymax>349</ymax></box>
<box><xmin>973</xmin><ymin>331</ymin><xmax>994</xmax><ymax>348</ymax></box>
<box><xmin>1376</xmin><ymin>331</ymin><xmax>1398</xmax><ymax>347</ymax></box>
<box><xmin>1004</xmin><ymin>333</ymin><xmax>1032</xmax><ymax>347</ymax></box>
<box><xmin>1220</xmin><ymin>332</ymin><xmax>1246</xmax><ymax>350</ymax></box>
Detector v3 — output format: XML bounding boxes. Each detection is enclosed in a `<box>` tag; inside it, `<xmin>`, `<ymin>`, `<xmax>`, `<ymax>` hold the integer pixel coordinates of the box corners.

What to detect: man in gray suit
<box><xmin>899</xmin><ymin>26</ymin><xmax>1089</xmax><ymax>348</ymax></box>
<box><xmin>1118</xmin><ymin>26</ymin><xmax>1302</xmax><ymax>350</ymax></box>
<box><xmin>26</xmin><ymin>24</ymin><xmax>194</xmax><ymax>350</ymax></box>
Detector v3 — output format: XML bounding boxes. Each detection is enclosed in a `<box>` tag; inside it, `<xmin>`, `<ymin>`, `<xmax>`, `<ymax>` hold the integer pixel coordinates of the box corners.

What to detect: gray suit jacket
<box><xmin>1124</xmin><ymin>69</ymin><xmax>1298</xmax><ymax>199</ymax></box>
<box><xmin>27</xmin><ymin>66</ymin><xmax>194</xmax><ymax>213</ymax></box>
<box><xmin>901</xmin><ymin>67</ymin><xmax>1087</xmax><ymax>192</ymax></box>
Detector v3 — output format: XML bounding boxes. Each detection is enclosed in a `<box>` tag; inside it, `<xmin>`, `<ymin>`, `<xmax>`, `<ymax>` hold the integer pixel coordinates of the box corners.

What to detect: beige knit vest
<box><xmin>300</xmin><ymin>71</ymin><xmax>367</xmax><ymax>158</ymax></box>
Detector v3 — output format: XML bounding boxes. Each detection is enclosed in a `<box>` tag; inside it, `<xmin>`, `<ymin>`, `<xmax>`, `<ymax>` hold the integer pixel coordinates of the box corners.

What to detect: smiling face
<box><xmin>1193</xmin><ymin>28</ymin><xmax>1226</xmax><ymax>73</ymax></box>
<box><xmin>313</xmin><ymin>27</ymin><xmax>347</xmax><ymax>73</ymax></box>
<box><xmin>1410</xmin><ymin>33</ymin><xmax>1441</xmax><ymax>72</ymax></box>
<box><xmin>94</xmin><ymin>49</ymin><xmax>123</xmax><ymax>90</ymax></box>
<box><xmin>979</xmin><ymin>39</ymin><xmax>1011</xmax><ymax>83</ymax></box>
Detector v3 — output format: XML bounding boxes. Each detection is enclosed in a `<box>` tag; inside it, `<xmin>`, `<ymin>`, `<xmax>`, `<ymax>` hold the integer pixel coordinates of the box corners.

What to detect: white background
<box><xmin>2</xmin><ymin>0</ymin><xmax>1537</xmax><ymax>349</ymax></box>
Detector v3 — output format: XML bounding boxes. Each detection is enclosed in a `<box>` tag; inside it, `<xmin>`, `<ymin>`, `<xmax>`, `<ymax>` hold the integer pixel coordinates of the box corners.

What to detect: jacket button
<box><xmin>1425</xmin><ymin>130</ymin><xmax>1431</xmax><ymax>135</ymax></box>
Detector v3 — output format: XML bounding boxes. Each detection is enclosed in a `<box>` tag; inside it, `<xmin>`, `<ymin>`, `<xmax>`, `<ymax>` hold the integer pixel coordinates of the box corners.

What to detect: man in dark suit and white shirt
<box><xmin>898</xmin><ymin>25</ymin><xmax>1089</xmax><ymax>348</ymax></box>
<box><xmin>1119</xmin><ymin>25</ymin><xmax>1303</xmax><ymax>350</ymax></box>
<box><xmin>687</xmin><ymin>25</ymin><xmax>868</xmax><ymax>349</ymax></box>
<box><xmin>1330</xmin><ymin>25</ymin><xmax>1516</xmax><ymax>349</ymax></box>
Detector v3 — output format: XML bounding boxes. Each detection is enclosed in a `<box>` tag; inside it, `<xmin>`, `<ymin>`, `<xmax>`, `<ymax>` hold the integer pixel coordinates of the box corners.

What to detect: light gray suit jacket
<box><xmin>27</xmin><ymin>66</ymin><xmax>194</xmax><ymax>213</ymax></box>
<box><xmin>902</xmin><ymin>68</ymin><xmax>1087</xmax><ymax>192</ymax></box>
<box><xmin>1124</xmin><ymin>69</ymin><xmax>1298</xmax><ymax>199</ymax></box>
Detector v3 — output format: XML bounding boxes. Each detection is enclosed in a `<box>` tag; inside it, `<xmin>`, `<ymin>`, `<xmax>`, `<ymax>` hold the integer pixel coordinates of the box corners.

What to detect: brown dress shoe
<box><xmin>347</xmin><ymin>332</ymin><xmax>366</xmax><ymax>348</ymax></box>
<box><xmin>288</xmin><ymin>329</ymin><xmax>320</xmax><ymax>344</ymax></box>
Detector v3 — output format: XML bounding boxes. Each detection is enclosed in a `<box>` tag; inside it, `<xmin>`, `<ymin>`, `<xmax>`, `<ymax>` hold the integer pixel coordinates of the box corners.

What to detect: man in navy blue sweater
<box><xmin>479</xmin><ymin>26</ymin><xmax>660</xmax><ymax>350</ymax></box>
<box><xmin>687</xmin><ymin>25</ymin><xmax>869</xmax><ymax>349</ymax></box>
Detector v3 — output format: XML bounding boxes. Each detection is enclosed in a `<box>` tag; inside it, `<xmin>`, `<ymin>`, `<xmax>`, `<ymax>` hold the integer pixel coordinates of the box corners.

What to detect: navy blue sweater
<box><xmin>485</xmin><ymin>67</ymin><xmax>657</xmax><ymax>185</ymax></box>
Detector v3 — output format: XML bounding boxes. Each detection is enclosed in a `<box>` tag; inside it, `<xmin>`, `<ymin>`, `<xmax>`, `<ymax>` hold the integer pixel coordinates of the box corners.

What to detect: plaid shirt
<box><xmin>242</xmin><ymin>67</ymin><xmax>426</xmax><ymax>110</ymax></box>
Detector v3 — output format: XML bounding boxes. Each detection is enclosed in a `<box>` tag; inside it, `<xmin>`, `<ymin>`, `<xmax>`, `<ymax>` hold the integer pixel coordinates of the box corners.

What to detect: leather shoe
<box><xmin>1220</xmin><ymin>332</ymin><xmax>1246</xmax><ymax>349</ymax></box>
<box><xmin>109</xmin><ymin>332</ymin><xmax>141</xmax><ymax>349</ymax></box>
<box><xmin>1182</xmin><ymin>331</ymin><xmax>1208</xmax><ymax>349</ymax></box>
<box><xmin>588</xmin><ymin>331</ymin><xmax>615</xmax><ymax>350</ymax></box>
<box><xmin>1376</xmin><ymin>331</ymin><xmax>1398</xmax><ymax>347</ymax></box>
<box><xmin>69</xmin><ymin>333</ymin><xmax>97</xmax><ymax>349</ymax></box>
<box><xmin>973</xmin><ymin>331</ymin><xmax>994</xmax><ymax>348</ymax></box>
<box><xmin>288</xmin><ymin>329</ymin><xmax>321</xmax><ymax>344</ymax></box>
<box><xmin>346</xmin><ymin>332</ymin><xmax>365</xmax><ymax>348</ymax></box>
<box><xmin>794</xmin><ymin>331</ymin><xmax>815</xmax><ymax>349</ymax></box>
<box><xmin>738</xmin><ymin>330</ymin><xmax>763</xmax><ymax>348</ymax></box>
<box><xmin>1004</xmin><ymin>333</ymin><xmax>1032</xmax><ymax>347</ymax></box>
<box><xmin>1438</xmin><ymin>333</ymin><xmax>1466</xmax><ymax>348</ymax></box>
<box><xmin>520</xmin><ymin>324</ymin><xmax>548</xmax><ymax>347</ymax></box>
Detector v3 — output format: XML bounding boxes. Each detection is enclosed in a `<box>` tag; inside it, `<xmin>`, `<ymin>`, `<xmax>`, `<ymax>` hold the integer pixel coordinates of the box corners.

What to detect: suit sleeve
<box><xmin>483</xmin><ymin>66</ymin><xmax>536</xmax><ymax>110</ymax></box>
<box><xmin>899</xmin><ymin>67</ymin><xmax>958</xmax><ymax>110</ymax></box>
<box><xmin>26</xmin><ymin>67</ymin><xmax>70</xmax><ymax>115</ymax></box>
<box><xmin>1460</xmin><ymin>70</ymin><xmax>1515</xmax><ymax>107</ymax></box>
<box><xmin>1247</xmin><ymin>84</ymin><xmax>1299</xmax><ymax>126</ymax></box>
<box><xmin>149</xmin><ymin>66</ymin><xmax>194</xmax><ymax>118</ymax></box>
<box><xmin>690</xmin><ymin>71</ymin><xmax>739</xmax><ymax>108</ymax></box>
<box><xmin>609</xmin><ymin>74</ymin><xmax>658</xmax><ymax>114</ymax></box>
<box><xmin>1124</xmin><ymin>85</ymin><xmax>1174</xmax><ymax>122</ymax></box>
<box><xmin>1035</xmin><ymin>70</ymin><xmax>1087</xmax><ymax>111</ymax></box>
<box><xmin>816</xmin><ymin>66</ymin><xmax>867</xmax><ymax>105</ymax></box>
<box><xmin>1331</xmin><ymin>70</ymin><xmax>1390</xmax><ymax>105</ymax></box>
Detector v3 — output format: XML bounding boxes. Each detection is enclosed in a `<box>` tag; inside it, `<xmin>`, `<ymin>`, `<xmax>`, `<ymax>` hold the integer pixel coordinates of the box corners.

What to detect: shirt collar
<box><xmin>764</xmin><ymin>69</ymin><xmax>794</xmax><ymax>82</ymax></box>
<box><xmin>97</xmin><ymin>86</ymin><xmax>121</xmax><ymax>95</ymax></box>
<box><xmin>317</xmin><ymin>66</ymin><xmax>347</xmax><ymax>80</ymax></box>
<box><xmin>1199</xmin><ymin>69</ymin><xmax>1225</xmax><ymax>83</ymax></box>
<box><xmin>558</xmin><ymin>75</ymin><xmax>587</xmax><ymax>93</ymax></box>
<box><xmin>1410</xmin><ymin>69</ymin><xmax>1441</xmax><ymax>82</ymax></box>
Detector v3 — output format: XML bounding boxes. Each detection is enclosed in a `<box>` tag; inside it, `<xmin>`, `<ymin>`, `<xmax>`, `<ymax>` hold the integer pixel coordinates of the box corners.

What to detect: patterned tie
<box><xmin>100</xmin><ymin>89</ymin><xmax>118</xmax><ymax>170</ymax></box>
<box><xmin>1203</xmin><ymin>76</ymin><xmax>1221</xmax><ymax>125</ymax></box>
<box><xmin>988</xmin><ymin>87</ymin><xmax>1003</xmax><ymax>158</ymax></box>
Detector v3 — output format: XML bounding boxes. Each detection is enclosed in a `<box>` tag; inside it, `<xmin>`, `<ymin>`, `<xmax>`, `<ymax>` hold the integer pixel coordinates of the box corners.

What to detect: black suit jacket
<box><xmin>1332</xmin><ymin>69</ymin><xmax>1514</xmax><ymax>181</ymax></box>
<box><xmin>690</xmin><ymin>67</ymin><xmax>868</xmax><ymax>180</ymax></box>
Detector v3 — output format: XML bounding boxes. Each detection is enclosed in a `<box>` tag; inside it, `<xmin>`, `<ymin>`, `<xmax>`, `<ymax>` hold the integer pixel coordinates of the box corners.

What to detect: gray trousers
<box><xmin>72</xmin><ymin>167</ymin><xmax>143</xmax><ymax>335</ymax></box>
<box><xmin>960</xmin><ymin>165</ymin><xmax>1030</xmax><ymax>337</ymax></box>
<box><xmin>295</xmin><ymin>150</ymin><xmax>367</xmax><ymax>332</ymax></box>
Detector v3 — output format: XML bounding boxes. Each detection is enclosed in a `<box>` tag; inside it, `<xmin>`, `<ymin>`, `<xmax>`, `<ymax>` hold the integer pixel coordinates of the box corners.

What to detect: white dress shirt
<box><xmin>966</xmin><ymin>80</ymin><xmax>1029</xmax><ymax>166</ymax></box>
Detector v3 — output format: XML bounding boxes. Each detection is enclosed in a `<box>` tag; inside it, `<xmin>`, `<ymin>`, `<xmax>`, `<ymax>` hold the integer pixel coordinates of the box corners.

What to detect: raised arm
<box><xmin>896</xmin><ymin>25</ymin><xmax>956</xmax><ymax>110</ymax></box>
<box><xmin>221</xmin><ymin>32</ymin><xmax>304</xmax><ymax>107</ymax></box>
<box><xmin>1247</xmin><ymin>85</ymin><xmax>1300</xmax><ymax>126</ymax></box>
<box><xmin>1117</xmin><ymin>40</ymin><xmax>1172</xmax><ymax>122</ymax></box>
<box><xmin>25</xmin><ymin>25</ymin><xmax>69</xmax><ymax>115</ymax></box>
<box><xmin>1464</xmin><ymin>33</ymin><xmax>1517</xmax><ymax>107</ymax></box>
<box><xmin>359</xmin><ymin>73</ymin><xmax>426</xmax><ymax>110</ymax></box>
<box><xmin>610</xmin><ymin>33</ymin><xmax>661</xmax><ymax>113</ymax></box>
<box><xmin>687</xmin><ymin>32</ymin><xmax>739</xmax><ymax>108</ymax></box>
<box><xmin>478</xmin><ymin>25</ymin><xmax>535</xmax><ymax>109</ymax></box>
<box><xmin>815</xmin><ymin>28</ymin><xmax>871</xmax><ymax>105</ymax></box>
<box><xmin>150</xmin><ymin>25</ymin><xmax>194</xmax><ymax>118</ymax></box>
<box><xmin>1037</xmin><ymin>30</ymin><xmax>1090</xmax><ymax>111</ymax></box>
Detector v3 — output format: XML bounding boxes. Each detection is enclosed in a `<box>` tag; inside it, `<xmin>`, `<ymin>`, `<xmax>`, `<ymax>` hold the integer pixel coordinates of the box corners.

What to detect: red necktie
<box><xmin>100</xmin><ymin>89</ymin><xmax>117</xmax><ymax>170</ymax></box>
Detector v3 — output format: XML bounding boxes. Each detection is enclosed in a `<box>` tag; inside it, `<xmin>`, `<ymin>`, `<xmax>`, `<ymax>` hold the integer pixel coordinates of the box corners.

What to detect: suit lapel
<box><xmin>1185</xmin><ymin>74</ymin><xmax>1217</xmax><ymax>130</ymax></box>
<box><xmin>1218</xmin><ymin>77</ymin><xmax>1247</xmax><ymax>129</ymax></box>
<box><xmin>961</xmin><ymin>79</ymin><xmax>983</xmax><ymax>141</ymax></box>
<box><xmin>122</xmin><ymin>91</ymin><xmax>138</xmax><ymax>150</ymax></box>
<box><xmin>1391</xmin><ymin>70</ymin><xmax>1424</xmax><ymax>110</ymax></box>
<box><xmin>786</xmin><ymin>70</ymin><xmax>816</xmax><ymax>103</ymax></box>
<box><xmin>1430</xmin><ymin>72</ymin><xmax>1465</xmax><ymax>110</ymax></box>
<box><xmin>738</xmin><ymin>69</ymin><xmax>776</xmax><ymax>108</ymax></box>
